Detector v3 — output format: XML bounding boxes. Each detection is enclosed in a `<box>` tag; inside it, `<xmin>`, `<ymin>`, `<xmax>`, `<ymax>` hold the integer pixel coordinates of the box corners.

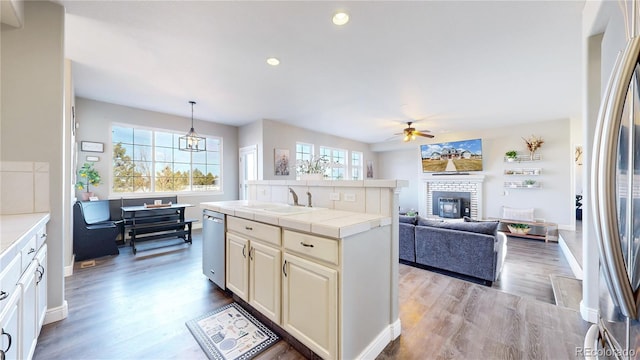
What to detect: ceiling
<box><xmin>55</xmin><ymin>0</ymin><xmax>584</xmax><ymax>145</ymax></box>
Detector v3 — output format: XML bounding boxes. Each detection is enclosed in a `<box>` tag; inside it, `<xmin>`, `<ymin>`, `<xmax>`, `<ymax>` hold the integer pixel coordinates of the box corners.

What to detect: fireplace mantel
<box><xmin>419</xmin><ymin>174</ymin><xmax>486</xmax><ymax>219</ymax></box>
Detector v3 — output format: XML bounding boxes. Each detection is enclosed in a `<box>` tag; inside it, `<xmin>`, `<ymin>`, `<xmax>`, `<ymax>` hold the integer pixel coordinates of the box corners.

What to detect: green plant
<box><xmin>296</xmin><ymin>155</ymin><xmax>331</xmax><ymax>175</ymax></box>
<box><xmin>523</xmin><ymin>179</ymin><xmax>536</xmax><ymax>186</ymax></box>
<box><xmin>75</xmin><ymin>162</ymin><xmax>101</xmax><ymax>193</ymax></box>
<box><xmin>505</xmin><ymin>150</ymin><xmax>518</xmax><ymax>159</ymax></box>
<box><xmin>510</xmin><ymin>223</ymin><xmax>530</xmax><ymax>229</ymax></box>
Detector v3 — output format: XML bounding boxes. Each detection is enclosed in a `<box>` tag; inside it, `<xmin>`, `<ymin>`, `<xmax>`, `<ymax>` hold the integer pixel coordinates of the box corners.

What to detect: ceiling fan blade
<box><xmin>416</xmin><ymin>132</ymin><xmax>434</xmax><ymax>138</ymax></box>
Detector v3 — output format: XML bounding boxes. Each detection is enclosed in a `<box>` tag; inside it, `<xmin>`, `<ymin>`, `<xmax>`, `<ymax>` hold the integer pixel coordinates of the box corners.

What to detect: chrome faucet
<box><xmin>306</xmin><ymin>191</ymin><xmax>312</xmax><ymax>207</ymax></box>
<box><xmin>288</xmin><ymin>187</ymin><xmax>299</xmax><ymax>206</ymax></box>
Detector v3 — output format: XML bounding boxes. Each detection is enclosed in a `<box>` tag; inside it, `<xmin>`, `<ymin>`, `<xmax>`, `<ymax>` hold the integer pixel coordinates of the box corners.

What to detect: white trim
<box><xmin>44</xmin><ymin>300</ymin><xmax>69</xmax><ymax>324</ymax></box>
<box><xmin>580</xmin><ymin>300</ymin><xmax>599</xmax><ymax>323</ymax></box>
<box><xmin>559</xmin><ymin>234</ymin><xmax>583</xmax><ymax>280</ymax></box>
<box><xmin>64</xmin><ymin>254</ymin><xmax>75</xmax><ymax>277</ymax></box>
<box><xmin>355</xmin><ymin>319</ymin><xmax>401</xmax><ymax>359</ymax></box>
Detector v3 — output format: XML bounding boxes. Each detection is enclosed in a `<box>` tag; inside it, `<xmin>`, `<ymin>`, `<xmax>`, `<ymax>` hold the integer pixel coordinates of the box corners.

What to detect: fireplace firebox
<box><xmin>439</xmin><ymin>198</ymin><xmax>461</xmax><ymax>218</ymax></box>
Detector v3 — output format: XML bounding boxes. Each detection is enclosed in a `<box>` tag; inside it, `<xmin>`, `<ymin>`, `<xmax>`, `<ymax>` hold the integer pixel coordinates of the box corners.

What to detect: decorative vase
<box><xmin>81</xmin><ymin>192</ymin><xmax>94</xmax><ymax>201</ymax></box>
<box><xmin>301</xmin><ymin>173</ymin><xmax>323</xmax><ymax>181</ymax></box>
<box><xmin>529</xmin><ymin>151</ymin><xmax>536</xmax><ymax>160</ymax></box>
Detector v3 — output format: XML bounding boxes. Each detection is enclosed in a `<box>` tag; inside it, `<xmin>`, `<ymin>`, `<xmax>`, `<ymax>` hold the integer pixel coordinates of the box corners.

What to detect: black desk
<box><xmin>121</xmin><ymin>203</ymin><xmax>195</xmax><ymax>254</ymax></box>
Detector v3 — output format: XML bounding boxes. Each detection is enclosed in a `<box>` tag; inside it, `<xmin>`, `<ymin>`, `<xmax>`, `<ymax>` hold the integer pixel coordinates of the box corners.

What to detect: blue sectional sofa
<box><xmin>399</xmin><ymin>215</ymin><xmax>507</xmax><ymax>285</ymax></box>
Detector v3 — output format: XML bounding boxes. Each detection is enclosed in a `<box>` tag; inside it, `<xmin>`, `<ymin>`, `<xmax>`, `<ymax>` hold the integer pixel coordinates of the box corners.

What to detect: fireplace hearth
<box><xmin>420</xmin><ymin>175</ymin><xmax>485</xmax><ymax>219</ymax></box>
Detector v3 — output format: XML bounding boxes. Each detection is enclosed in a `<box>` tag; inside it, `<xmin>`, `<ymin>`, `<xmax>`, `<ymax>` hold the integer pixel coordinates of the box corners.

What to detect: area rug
<box><xmin>186</xmin><ymin>302</ymin><xmax>279</xmax><ymax>360</ymax></box>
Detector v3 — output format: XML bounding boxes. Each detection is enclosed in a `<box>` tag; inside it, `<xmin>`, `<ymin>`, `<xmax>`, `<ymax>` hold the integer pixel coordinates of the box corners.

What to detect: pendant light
<box><xmin>179</xmin><ymin>100</ymin><xmax>206</xmax><ymax>152</ymax></box>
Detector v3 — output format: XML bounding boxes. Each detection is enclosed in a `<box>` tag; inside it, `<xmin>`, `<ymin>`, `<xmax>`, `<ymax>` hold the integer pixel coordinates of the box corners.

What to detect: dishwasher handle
<box><xmin>204</xmin><ymin>215</ymin><xmax>224</xmax><ymax>224</ymax></box>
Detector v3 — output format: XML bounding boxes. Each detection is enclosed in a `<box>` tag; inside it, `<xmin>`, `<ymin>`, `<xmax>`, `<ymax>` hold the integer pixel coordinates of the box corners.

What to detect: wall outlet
<box><xmin>344</xmin><ymin>193</ymin><xmax>356</xmax><ymax>202</ymax></box>
<box><xmin>329</xmin><ymin>192</ymin><xmax>340</xmax><ymax>201</ymax></box>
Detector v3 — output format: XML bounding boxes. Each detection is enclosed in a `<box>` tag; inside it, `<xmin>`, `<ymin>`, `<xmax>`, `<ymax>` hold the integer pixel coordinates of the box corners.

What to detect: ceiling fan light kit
<box><xmin>399</xmin><ymin>121</ymin><xmax>434</xmax><ymax>142</ymax></box>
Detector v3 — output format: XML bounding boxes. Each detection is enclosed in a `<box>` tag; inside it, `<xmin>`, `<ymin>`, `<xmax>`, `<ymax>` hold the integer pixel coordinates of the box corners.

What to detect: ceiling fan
<box><xmin>396</xmin><ymin>122</ymin><xmax>434</xmax><ymax>142</ymax></box>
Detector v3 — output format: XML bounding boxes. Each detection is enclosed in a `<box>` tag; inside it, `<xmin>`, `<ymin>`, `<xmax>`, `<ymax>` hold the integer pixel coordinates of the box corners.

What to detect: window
<box><xmin>295</xmin><ymin>142</ymin><xmax>314</xmax><ymax>177</ymax></box>
<box><xmin>112</xmin><ymin>125</ymin><xmax>222</xmax><ymax>194</ymax></box>
<box><xmin>351</xmin><ymin>151</ymin><xmax>363</xmax><ymax>180</ymax></box>
<box><xmin>320</xmin><ymin>146</ymin><xmax>346</xmax><ymax>180</ymax></box>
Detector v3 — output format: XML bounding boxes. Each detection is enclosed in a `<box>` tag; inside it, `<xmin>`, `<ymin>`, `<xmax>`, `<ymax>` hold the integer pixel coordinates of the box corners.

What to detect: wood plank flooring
<box><xmin>34</xmin><ymin>230</ymin><xmax>588</xmax><ymax>360</ymax></box>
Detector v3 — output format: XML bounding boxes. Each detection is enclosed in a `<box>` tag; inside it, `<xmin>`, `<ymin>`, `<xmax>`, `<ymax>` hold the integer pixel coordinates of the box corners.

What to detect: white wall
<box><xmin>260</xmin><ymin>119</ymin><xmax>379</xmax><ymax>181</ymax></box>
<box><xmin>378</xmin><ymin>119</ymin><xmax>574</xmax><ymax>228</ymax></box>
<box><xmin>74</xmin><ymin>97</ymin><xmax>239</xmax><ymax>221</ymax></box>
<box><xmin>1</xmin><ymin>1</ymin><xmax>67</xmax><ymax>320</ymax></box>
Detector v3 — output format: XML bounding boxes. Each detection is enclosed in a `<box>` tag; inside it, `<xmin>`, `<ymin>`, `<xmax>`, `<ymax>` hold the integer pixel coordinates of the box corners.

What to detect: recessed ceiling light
<box><xmin>266</xmin><ymin>57</ymin><xmax>280</xmax><ymax>66</ymax></box>
<box><xmin>332</xmin><ymin>11</ymin><xmax>349</xmax><ymax>26</ymax></box>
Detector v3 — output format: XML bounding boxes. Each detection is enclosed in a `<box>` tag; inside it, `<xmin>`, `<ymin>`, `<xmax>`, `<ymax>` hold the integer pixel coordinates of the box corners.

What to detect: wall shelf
<box><xmin>504</xmin><ymin>153</ymin><xmax>542</xmax><ymax>162</ymax></box>
<box><xmin>504</xmin><ymin>168</ymin><xmax>542</xmax><ymax>176</ymax></box>
<box><xmin>504</xmin><ymin>181</ymin><xmax>542</xmax><ymax>189</ymax></box>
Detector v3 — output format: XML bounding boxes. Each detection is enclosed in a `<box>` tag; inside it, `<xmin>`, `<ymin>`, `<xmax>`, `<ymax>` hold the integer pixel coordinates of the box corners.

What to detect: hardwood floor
<box><xmin>34</xmin><ymin>230</ymin><xmax>588</xmax><ymax>360</ymax></box>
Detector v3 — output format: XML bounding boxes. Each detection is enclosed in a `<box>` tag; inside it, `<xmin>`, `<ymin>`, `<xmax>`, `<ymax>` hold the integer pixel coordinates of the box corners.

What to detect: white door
<box><xmin>226</xmin><ymin>233</ymin><xmax>249</xmax><ymax>301</ymax></box>
<box><xmin>239</xmin><ymin>145</ymin><xmax>258</xmax><ymax>200</ymax></box>
<box><xmin>282</xmin><ymin>253</ymin><xmax>337</xmax><ymax>360</ymax></box>
<box><xmin>249</xmin><ymin>241</ymin><xmax>281</xmax><ymax>324</ymax></box>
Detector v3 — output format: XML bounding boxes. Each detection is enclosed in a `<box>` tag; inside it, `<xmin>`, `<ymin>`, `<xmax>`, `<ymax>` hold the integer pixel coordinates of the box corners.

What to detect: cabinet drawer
<box><xmin>228</xmin><ymin>217</ymin><xmax>281</xmax><ymax>246</ymax></box>
<box><xmin>283</xmin><ymin>230</ymin><xmax>338</xmax><ymax>265</ymax></box>
<box><xmin>20</xmin><ymin>235</ymin><xmax>37</xmax><ymax>273</ymax></box>
<box><xmin>0</xmin><ymin>255</ymin><xmax>21</xmax><ymax>313</ymax></box>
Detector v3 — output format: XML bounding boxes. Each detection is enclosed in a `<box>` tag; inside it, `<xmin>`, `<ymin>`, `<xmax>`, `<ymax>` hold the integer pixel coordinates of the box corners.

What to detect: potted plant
<box><xmin>523</xmin><ymin>179</ymin><xmax>537</xmax><ymax>188</ymax></box>
<box><xmin>75</xmin><ymin>162</ymin><xmax>101</xmax><ymax>200</ymax></box>
<box><xmin>296</xmin><ymin>155</ymin><xmax>331</xmax><ymax>180</ymax></box>
<box><xmin>505</xmin><ymin>150</ymin><xmax>518</xmax><ymax>162</ymax></box>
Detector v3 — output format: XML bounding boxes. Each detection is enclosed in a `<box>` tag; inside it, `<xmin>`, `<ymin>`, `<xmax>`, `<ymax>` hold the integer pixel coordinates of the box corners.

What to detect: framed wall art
<box><xmin>274</xmin><ymin>148</ymin><xmax>290</xmax><ymax>176</ymax></box>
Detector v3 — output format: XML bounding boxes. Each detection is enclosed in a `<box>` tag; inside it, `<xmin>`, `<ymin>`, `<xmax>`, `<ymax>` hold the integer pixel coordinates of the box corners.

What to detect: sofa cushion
<box><xmin>416</xmin><ymin>217</ymin><xmax>444</xmax><ymax>227</ymax></box>
<box><xmin>418</xmin><ymin>216</ymin><xmax>498</xmax><ymax>235</ymax></box>
<box><xmin>399</xmin><ymin>215</ymin><xmax>417</xmax><ymax>225</ymax></box>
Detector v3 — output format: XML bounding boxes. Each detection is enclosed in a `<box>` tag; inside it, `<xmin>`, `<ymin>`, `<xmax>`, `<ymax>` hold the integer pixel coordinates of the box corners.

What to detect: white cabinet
<box><xmin>35</xmin><ymin>245</ymin><xmax>47</xmax><ymax>333</ymax></box>
<box><xmin>248</xmin><ymin>240</ymin><xmax>280</xmax><ymax>323</ymax></box>
<box><xmin>0</xmin><ymin>290</ymin><xmax>20</xmax><ymax>360</ymax></box>
<box><xmin>282</xmin><ymin>252</ymin><xmax>337</xmax><ymax>360</ymax></box>
<box><xmin>19</xmin><ymin>261</ymin><xmax>37</xmax><ymax>360</ymax></box>
<box><xmin>226</xmin><ymin>233</ymin><xmax>249</xmax><ymax>301</ymax></box>
<box><xmin>0</xmin><ymin>215</ymin><xmax>48</xmax><ymax>360</ymax></box>
<box><xmin>226</xmin><ymin>217</ymin><xmax>281</xmax><ymax>324</ymax></box>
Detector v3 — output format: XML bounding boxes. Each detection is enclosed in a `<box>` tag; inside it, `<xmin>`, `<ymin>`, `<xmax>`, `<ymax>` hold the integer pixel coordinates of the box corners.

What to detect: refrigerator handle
<box><xmin>593</xmin><ymin>35</ymin><xmax>640</xmax><ymax>319</ymax></box>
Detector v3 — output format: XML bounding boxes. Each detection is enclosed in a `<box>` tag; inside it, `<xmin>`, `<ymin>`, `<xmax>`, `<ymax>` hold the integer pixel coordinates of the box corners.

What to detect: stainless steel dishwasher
<box><xmin>202</xmin><ymin>209</ymin><xmax>225</xmax><ymax>289</ymax></box>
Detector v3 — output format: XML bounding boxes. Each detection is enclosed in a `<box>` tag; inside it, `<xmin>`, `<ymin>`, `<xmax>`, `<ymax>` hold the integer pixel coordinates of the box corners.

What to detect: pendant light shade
<box><xmin>179</xmin><ymin>101</ymin><xmax>206</xmax><ymax>152</ymax></box>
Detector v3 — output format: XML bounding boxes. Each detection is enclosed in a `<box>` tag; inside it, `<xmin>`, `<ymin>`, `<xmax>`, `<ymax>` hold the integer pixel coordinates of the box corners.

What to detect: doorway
<box><xmin>239</xmin><ymin>145</ymin><xmax>258</xmax><ymax>200</ymax></box>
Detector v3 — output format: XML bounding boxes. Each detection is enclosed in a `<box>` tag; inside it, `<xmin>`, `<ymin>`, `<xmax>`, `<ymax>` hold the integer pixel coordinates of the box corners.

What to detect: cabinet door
<box><xmin>226</xmin><ymin>233</ymin><xmax>249</xmax><ymax>301</ymax></box>
<box><xmin>249</xmin><ymin>241</ymin><xmax>281</xmax><ymax>324</ymax></box>
<box><xmin>282</xmin><ymin>253</ymin><xmax>337</xmax><ymax>360</ymax></box>
<box><xmin>0</xmin><ymin>291</ymin><xmax>19</xmax><ymax>360</ymax></box>
<box><xmin>20</xmin><ymin>261</ymin><xmax>38</xmax><ymax>360</ymax></box>
<box><xmin>36</xmin><ymin>245</ymin><xmax>47</xmax><ymax>332</ymax></box>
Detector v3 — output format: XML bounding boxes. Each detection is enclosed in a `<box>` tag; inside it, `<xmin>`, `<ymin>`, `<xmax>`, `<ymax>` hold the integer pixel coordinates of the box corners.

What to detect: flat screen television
<box><xmin>420</xmin><ymin>138</ymin><xmax>483</xmax><ymax>173</ymax></box>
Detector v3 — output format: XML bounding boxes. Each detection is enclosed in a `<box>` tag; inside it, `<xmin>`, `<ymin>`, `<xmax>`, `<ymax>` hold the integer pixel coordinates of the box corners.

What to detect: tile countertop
<box><xmin>1</xmin><ymin>212</ymin><xmax>50</xmax><ymax>255</ymax></box>
<box><xmin>201</xmin><ymin>200</ymin><xmax>391</xmax><ymax>239</ymax></box>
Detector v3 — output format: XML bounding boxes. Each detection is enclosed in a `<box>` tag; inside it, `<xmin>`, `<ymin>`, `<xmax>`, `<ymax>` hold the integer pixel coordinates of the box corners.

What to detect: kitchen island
<box><xmin>200</xmin><ymin>200</ymin><xmax>400</xmax><ymax>360</ymax></box>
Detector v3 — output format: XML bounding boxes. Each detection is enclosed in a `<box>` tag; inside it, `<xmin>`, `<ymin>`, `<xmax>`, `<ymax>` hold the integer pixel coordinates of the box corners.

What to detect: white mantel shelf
<box><xmin>248</xmin><ymin>179</ymin><xmax>409</xmax><ymax>188</ymax></box>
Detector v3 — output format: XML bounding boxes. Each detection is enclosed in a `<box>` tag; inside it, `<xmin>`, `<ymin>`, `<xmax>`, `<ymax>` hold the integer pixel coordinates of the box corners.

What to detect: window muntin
<box><xmin>112</xmin><ymin>125</ymin><xmax>222</xmax><ymax>194</ymax></box>
<box><xmin>320</xmin><ymin>146</ymin><xmax>346</xmax><ymax>180</ymax></box>
<box><xmin>351</xmin><ymin>151</ymin><xmax>363</xmax><ymax>180</ymax></box>
<box><xmin>295</xmin><ymin>142</ymin><xmax>314</xmax><ymax>178</ymax></box>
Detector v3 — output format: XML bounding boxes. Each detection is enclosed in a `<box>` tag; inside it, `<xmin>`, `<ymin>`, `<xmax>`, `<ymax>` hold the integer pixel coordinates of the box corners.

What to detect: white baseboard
<box><xmin>64</xmin><ymin>254</ymin><xmax>75</xmax><ymax>277</ymax></box>
<box><xmin>356</xmin><ymin>319</ymin><xmax>401</xmax><ymax>359</ymax></box>
<box><xmin>559</xmin><ymin>235</ymin><xmax>583</xmax><ymax>280</ymax></box>
<box><xmin>580</xmin><ymin>300</ymin><xmax>599</xmax><ymax>323</ymax></box>
<box><xmin>44</xmin><ymin>300</ymin><xmax>68</xmax><ymax>324</ymax></box>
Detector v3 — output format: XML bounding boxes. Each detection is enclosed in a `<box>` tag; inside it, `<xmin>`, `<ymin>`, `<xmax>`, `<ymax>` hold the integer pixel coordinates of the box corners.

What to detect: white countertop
<box><xmin>201</xmin><ymin>200</ymin><xmax>391</xmax><ymax>238</ymax></box>
<box><xmin>1</xmin><ymin>212</ymin><xmax>50</xmax><ymax>254</ymax></box>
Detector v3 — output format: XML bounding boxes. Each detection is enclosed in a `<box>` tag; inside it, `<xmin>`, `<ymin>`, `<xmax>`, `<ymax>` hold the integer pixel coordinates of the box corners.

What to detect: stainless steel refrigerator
<box><xmin>587</xmin><ymin>30</ymin><xmax>640</xmax><ymax>360</ymax></box>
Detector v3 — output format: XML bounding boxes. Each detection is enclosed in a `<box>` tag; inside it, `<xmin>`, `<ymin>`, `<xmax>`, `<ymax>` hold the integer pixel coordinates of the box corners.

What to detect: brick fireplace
<box><xmin>418</xmin><ymin>175</ymin><xmax>486</xmax><ymax>219</ymax></box>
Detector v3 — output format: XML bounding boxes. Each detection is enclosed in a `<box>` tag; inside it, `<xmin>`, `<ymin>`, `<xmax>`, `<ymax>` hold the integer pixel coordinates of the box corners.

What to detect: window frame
<box><xmin>351</xmin><ymin>151</ymin><xmax>363</xmax><ymax>180</ymax></box>
<box><xmin>110</xmin><ymin>122</ymin><xmax>223</xmax><ymax>196</ymax></box>
<box><xmin>295</xmin><ymin>142</ymin><xmax>314</xmax><ymax>179</ymax></box>
<box><xmin>319</xmin><ymin>146</ymin><xmax>347</xmax><ymax>180</ymax></box>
